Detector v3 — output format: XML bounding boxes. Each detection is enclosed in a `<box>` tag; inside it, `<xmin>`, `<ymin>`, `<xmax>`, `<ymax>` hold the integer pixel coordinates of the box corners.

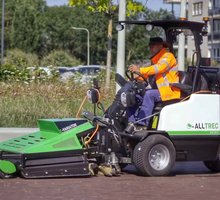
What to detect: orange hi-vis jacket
<box><xmin>140</xmin><ymin>48</ymin><xmax>180</xmax><ymax>101</ymax></box>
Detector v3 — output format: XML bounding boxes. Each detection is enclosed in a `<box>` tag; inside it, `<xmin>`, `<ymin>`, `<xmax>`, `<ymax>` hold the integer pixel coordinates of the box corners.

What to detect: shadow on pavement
<box><xmin>123</xmin><ymin>161</ymin><xmax>215</xmax><ymax>176</ymax></box>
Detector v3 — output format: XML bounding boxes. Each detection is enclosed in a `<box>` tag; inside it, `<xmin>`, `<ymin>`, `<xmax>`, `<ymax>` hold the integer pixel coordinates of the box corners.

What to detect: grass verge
<box><xmin>0</xmin><ymin>81</ymin><xmax>115</xmax><ymax>127</ymax></box>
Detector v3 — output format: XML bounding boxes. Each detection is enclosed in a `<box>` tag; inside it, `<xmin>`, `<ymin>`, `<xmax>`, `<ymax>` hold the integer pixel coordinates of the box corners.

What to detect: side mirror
<box><xmin>87</xmin><ymin>89</ymin><xmax>99</xmax><ymax>104</ymax></box>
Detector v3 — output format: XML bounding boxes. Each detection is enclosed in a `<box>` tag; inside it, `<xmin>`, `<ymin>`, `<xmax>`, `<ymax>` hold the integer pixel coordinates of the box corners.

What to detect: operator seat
<box><xmin>171</xmin><ymin>71</ymin><xmax>193</xmax><ymax>98</ymax></box>
<box><xmin>153</xmin><ymin>69</ymin><xmax>209</xmax><ymax>110</ymax></box>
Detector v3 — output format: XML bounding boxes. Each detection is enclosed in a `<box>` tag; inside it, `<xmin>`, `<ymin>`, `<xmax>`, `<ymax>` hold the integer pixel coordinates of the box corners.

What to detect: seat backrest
<box><xmin>177</xmin><ymin>69</ymin><xmax>209</xmax><ymax>97</ymax></box>
<box><xmin>190</xmin><ymin>69</ymin><xmax>209</xmax><ymax>92</ymax></box>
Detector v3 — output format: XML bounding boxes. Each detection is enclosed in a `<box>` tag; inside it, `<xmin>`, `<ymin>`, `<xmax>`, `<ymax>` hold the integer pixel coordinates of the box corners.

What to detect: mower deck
<box><xmin>0</xmin><ymin>118</ymin><xmax>95</xmax><ymax>178</ymax></box>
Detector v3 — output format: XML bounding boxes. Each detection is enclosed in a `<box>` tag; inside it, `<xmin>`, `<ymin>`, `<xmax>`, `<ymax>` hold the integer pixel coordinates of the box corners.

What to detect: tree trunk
<box><xmin>105</xmin><ymin>18</ymin><xmax>112</xmax><ymax>91</ymax></box>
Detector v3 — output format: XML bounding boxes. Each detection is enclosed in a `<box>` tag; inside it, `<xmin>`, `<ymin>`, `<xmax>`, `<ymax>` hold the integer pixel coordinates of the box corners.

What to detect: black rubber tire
<box><xmin>133</xmin><ymin>134</ymin><xmax>176</xmax><ymax>176</ymax></box>
<box><xmin>0</xmin><ymin>170</ymin><xmax>13</xmax><ymax>179</ymax></box>
<box><xmin>204</xmin><ymin>157</ymin><xmax>220</xmax><ymax>172</ymax></box>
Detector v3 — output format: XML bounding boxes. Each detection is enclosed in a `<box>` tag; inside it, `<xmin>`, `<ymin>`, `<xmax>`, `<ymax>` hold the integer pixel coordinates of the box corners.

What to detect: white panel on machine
<box><xmin>157</xmin><ymin>94</ymin><xmax>220</xmax><ymax>132</ymax></box>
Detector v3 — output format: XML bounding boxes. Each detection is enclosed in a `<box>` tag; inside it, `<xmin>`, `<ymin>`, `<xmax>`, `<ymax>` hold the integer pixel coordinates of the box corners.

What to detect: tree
<box><xmin>0</xmin><ymin>1</ymin><xmax>173</xmax><ymax>70</ymax></box>
<box><xmin>68</xmin><ymin>0</ymin><xmax>143</xmax><ymax>89</ymax></box>
<box><xmin>126</xmin><ymin>8</ymin><xmax>173</xmax><ymax>65</ymax></box>
<box><xmin>40</xmin><ymin>50</ymin><xmax>81</xmax><ymax>67</ymax></box>
<box><xmin>0</xmin><ymin>0</ymin><xmax>47</xmax><ymax>56</ymax></box>
<box><xmin>43</xmin><ymin>6</ymin><xmax>110</xmax><ymax>65</ymax></box>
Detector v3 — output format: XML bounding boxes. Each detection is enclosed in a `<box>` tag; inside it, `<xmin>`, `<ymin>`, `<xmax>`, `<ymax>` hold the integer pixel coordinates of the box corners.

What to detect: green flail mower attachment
<box><xmin>0</xmin><ymin>118</ymin><xmax>96</xmax><ymax>178</ymax></box>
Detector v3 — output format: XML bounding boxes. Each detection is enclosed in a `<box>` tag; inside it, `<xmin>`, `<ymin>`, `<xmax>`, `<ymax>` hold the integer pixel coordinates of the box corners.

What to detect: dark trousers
<box><xmin>128</xmin><ymin>89</ymin><xmax>161</xmax><ymax>126</ymax></box>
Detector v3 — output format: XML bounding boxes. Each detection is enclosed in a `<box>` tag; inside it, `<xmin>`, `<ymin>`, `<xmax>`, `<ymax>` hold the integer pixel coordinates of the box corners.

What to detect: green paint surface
<box><xmin>168</xmin><ymin>130</ymin><xmax>220</xmax><ymax>136</ymax></box>
<box><xmin>0</xmin><ymin>119</ymin><xmax>94</xmax><ymax>153</ymax></box>
<box><xmin>0</xmin><ymin>160</ymin><xmax>16</xmax><ymax>174</ymax></box>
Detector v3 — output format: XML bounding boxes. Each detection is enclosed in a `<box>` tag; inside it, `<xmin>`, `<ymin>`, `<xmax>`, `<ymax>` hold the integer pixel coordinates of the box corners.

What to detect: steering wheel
<box><xmin>125</xmin><ymin>70</ymin><xmax>148</xmax><ymax>86</ymax></box>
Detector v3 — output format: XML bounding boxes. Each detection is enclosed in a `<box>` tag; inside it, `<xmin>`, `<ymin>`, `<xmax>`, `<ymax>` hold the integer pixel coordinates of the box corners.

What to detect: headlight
<box><xmin>121</xmin><ymin>92</ymin><xmax>127</xmax><ymax>107</ymax></box>
<box><xmin>120</xmin><ymin>91</ymin><xmax>136</xmax><ymax>107</ymax></box>
<box><xmin>146</xmin><ymin>24</ymin><xmax>154</xmax><ymax>31</ymax></box>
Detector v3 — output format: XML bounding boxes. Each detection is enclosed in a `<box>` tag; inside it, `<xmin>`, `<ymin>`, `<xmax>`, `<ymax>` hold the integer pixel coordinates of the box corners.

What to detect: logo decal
<box><xmin>187</xmin><ymin>123</ymin><xmax>194</xmax><ymax>129</ymax></box>
<box><xmin>187</xmin><ymin>123</ymin><xmax>219</xmax><ymax>130</ymax></box>
<box><xmin>61</xmin><ymin>123</ymin><xmax>77</xmax><ymax>132</ymax></box>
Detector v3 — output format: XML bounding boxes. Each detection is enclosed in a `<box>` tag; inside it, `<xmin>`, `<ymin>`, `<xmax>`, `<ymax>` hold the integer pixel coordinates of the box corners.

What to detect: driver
<box><xmin>128</xmin><ymin>37</ymin><xmax>180</xmax><ymax>127</ymax></box>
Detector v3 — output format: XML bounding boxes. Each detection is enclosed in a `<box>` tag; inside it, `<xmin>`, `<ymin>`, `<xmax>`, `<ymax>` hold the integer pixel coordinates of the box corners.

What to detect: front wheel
<box><xmin>0</xmin><ymin>170</ymin><xmax>13</xmax><ymax>179</ymax></box>
<box><xmin>133</xmin><ymin>134</ymin><xmax>176</xmax><ymax>176</ymax></box>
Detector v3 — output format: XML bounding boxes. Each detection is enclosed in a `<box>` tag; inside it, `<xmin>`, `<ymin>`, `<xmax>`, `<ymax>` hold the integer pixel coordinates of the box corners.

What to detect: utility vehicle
<box><xmin>0</xmin><ymin>19</ymin><xmax>220</xmax><ymax>178</ymax></box>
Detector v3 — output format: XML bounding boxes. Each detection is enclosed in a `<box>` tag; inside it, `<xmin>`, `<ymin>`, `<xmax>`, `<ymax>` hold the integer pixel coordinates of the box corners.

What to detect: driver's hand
<box><xmin>129</xmin><ymin>64</ymin><xmax>140</xmax><ymax>73</ymax></box>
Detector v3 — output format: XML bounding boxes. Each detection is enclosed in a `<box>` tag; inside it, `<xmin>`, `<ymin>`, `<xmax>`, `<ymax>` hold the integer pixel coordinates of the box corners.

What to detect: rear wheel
<box><xmin>204</xmin><ymin>156</ymin><xmax>220</xmax><ymax>172</ymax></box>
<box><xmin>133</xmin><ymin>134</ymin><xmax>176</xmax><ymax>176</ymax></box>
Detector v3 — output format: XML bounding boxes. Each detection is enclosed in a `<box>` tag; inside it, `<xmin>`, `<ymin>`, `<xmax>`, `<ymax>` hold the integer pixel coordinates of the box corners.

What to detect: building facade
<box><xmin>187</xmin><ymin>0</ymin><xmax>220</xmax><ymax>63</ymax></box>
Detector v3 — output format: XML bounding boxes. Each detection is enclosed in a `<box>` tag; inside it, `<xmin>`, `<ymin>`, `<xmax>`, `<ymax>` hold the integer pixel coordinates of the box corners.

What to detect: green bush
<box><xmin>28</xmin><ymin>66</ymin><xmax>60</xmax><ymax>83</ymax></box>
<box><xmin>0</xmin><ymin>63</ymin><xmax>31</xmax><ymax>82</ymax></box>
<box><xmin>4</xmin><ymin>49</ymin><xmax>39</xmax><ymax>68</ymax></box>
<box><xmin>40</xmin><ymin>50</ymin><xmax>82</xmax><ymax>67</ymax></box>
<box><xmin>0</xmin><ymin>49</ymin><xmax>40</xmax><ymax>82</ymax></box>
<box><xmin>0</xmin><ymin>49</ymin><xmax>62</xmax><ymax>83</ymax></box>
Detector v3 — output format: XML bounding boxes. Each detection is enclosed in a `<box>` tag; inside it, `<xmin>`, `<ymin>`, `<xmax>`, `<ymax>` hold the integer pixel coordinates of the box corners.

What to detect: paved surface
<box><xmin>0</xmin><ymin>162</ymin><xmax>220</xmax><ymax>200</ymax></box>
<box><xmin>0</xmin><ymin>129</ymin><xmax>220</xmax><ymax>200</ymax></box>
<box><xmin>0</xmin><ymin>128</ymin><xmax>39</xmax><ymax>142</ymax></box>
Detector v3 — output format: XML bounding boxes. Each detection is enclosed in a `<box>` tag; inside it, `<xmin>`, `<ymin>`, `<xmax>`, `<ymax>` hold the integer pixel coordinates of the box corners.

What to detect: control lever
<box><xmin>82</xmin><ymin>111</ymin><xmax>108</xmax><ymax>127</ymax></box>
<box><xmin>81</xmin><ymin>111</ymin><xmax>94</xmax><ymax>121</ymax></box>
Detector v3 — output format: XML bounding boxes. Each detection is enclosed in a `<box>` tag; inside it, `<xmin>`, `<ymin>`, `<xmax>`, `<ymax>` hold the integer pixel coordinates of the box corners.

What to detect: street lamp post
<box><xmin>71</xmin><ymin>27</ymin><xmax>90</xmax><ymax>66</ymax></box>
<box><xmin>1</xmin><ymin>0</ymin><xmax>5</xmax><ymax>65</ymax></box>
<box><xmin>116</xmin><ymin>0</ymin><xmax>126</xmax><ymax>92</ymax></box>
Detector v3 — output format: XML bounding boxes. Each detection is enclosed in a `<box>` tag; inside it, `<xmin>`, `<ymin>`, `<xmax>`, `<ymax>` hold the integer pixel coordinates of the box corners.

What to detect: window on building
<box><xmin>213</xmin><ymin>48</ymin><xmax>220</xmax><ymax>60</ymax></box>
<box><xmin>213</xmin><ymin>48</ymin><xmax>216</xmax><ymax>58</ymax></box>
<box><xmin>213</xmin><ymin>19</ymin><xmax>220</xmax><ymax>32</ymax></box>
<box><xmin>209</xmin><ymin>0</ymin><xmax>212</xmax><ymax>9</ymax></box>
<box><xmin>192</xmin><ymin>2</ymin><xmax>203</xmax><ymax>16</ymax></box>
<box><xmin>214</xmin><ymin>0</ymin><xmax>220</xmax><ymax>8</ymax></box>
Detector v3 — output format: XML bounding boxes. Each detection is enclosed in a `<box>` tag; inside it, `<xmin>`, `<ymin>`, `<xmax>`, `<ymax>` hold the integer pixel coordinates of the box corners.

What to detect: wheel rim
<box><xmin>148</xmin><ymin>144</ymin><xmax>170</xmax><ymax>171</ymax></box>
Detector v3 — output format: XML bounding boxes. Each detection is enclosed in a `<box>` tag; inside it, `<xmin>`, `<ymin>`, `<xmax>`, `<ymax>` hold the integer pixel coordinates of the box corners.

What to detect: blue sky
<box><xmin>45</xmin><ymin>0</ymin><xmax>180</xmax><ymax>16</ymax></box>
<box><xmin>46</xmin><ymin>0</ymin><xmax>68</xmax><ymax>6</ymax></box>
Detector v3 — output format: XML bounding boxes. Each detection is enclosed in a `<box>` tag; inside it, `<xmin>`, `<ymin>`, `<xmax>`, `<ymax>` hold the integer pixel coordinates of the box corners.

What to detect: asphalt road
<box><xmin>0</xmin><ymin>129</ymin><xmax>220</xmax><ymax>200</ymax></box>
<box><xmin>0</xmin><ymin>162</ymin><xmax>220</xmax><ymax>200</ymax></box>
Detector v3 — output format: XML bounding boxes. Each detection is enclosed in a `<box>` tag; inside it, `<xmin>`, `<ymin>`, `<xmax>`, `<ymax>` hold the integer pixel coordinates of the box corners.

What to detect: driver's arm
<box><xmin>140</xmin><ymin>52</ymin><xmax>176</xmax><ymax>76</ymax></box>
